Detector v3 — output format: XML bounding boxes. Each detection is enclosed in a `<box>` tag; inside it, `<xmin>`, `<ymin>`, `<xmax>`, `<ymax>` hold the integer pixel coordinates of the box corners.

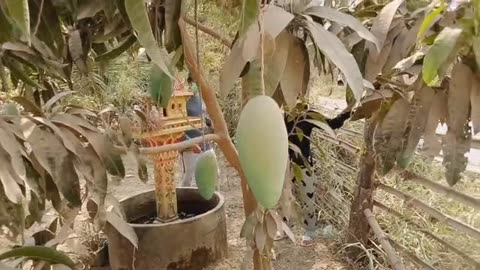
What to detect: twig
<box><xmin>183</xmin><ymin>16</ymin><xmax>232</xmax><ymax>47</ymax></box>
<box><xmin>363</xmin><ymin>209</ymin><xmax>406</xmax><ymax>270</ymax></box>
<box><xmin>374</xmin><ymin>200</ymin><xmax>480</xmax><ymax>268</ymax></box>
<box><xmin>316</xmin><ymin>132</ymin><xmax>360</xmax><ymax>154</ymax></box>
<box><xmin>34</xmin><ymin>0</ymin><xmax>45</xmax><ymax>36</ymax></box>
<box><xmin>377</xmin><ymin>183</ymin><xmax>480</xmax><ymax>241</ymax></box>
<box><xmin>140</xmin><ymin>134</ymin><xmax>220</xmax><ymax>154</ymax></box>
<box><xmin>400</xmin><ymin>171</ymin><xmax>480</xmax><ymax>211</ymax></box>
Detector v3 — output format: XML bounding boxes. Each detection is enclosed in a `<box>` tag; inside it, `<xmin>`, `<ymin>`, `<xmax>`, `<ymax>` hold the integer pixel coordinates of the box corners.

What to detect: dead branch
<box><xmin>183</xmin><ymin>16</ymin><xmax>232</xmax><ymax>47</ymax></box>
<box><xmin>140</xmin><ymin>134</ymin><xmax>220</xmax><ymax>154</ymax></box>
<box><xmin>374</xmin><ymin>201</ymin><xmax>480</xmax><ymax>268</ymax></box>
<box><xmin>390</xmin><ymin>240</ymin><xmax>438</xmax><ymax>270</ymax></box>
<box><xmin>377</xmin><ymin>183</ymin><xmax>480</xmax><ymax>241</ymax></box>
<box><xmin>317</xmin><ymin>132</ymin><xmax>360</xmax><ymax>154</ymax></box>
<box><xmin>400</xmin><ymin>171</ymin><xmax>480</xmax><ymax>210</ymax></box>
<box><xmin>363</xmin><ymin>209</ymin><xmax>406</xmax><ymax>270</ymax></box>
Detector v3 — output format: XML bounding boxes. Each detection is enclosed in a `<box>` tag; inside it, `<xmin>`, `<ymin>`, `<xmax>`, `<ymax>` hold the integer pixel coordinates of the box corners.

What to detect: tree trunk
<box><xmin>347</xmin><ymin>117</ymin><xmax>377</xmax><ymax>258</ymax></box>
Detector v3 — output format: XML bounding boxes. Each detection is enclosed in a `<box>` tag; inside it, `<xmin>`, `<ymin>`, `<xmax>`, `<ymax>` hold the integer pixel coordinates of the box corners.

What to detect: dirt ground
<box><xmin>109</xmin><ymin>152</ymin><xmax>350</xmax><ymax>270</ymax></box>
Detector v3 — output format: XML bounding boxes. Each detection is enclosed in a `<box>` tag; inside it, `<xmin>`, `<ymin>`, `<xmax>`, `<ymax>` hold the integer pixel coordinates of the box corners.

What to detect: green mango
<box><xmin>195</xmin><ymin>149</ymin><xmax>218</xmax><ymax>200</ymax></box>
<box><xmin>236</xmin><ymin>95</ymin><xmax>289</xmax><ymax>209</ymax></box>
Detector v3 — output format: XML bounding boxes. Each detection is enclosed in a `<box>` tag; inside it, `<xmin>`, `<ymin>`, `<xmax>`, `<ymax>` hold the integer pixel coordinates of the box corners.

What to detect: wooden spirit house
<box><xmin>132</xmin><ymin>79</ymin><xmax>203</xmax><ymax>222</ymax></box>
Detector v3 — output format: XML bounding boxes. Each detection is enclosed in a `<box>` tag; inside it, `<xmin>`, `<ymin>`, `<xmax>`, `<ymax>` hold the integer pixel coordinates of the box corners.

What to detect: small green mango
<box><xmin>236</xmin><ymin>95</ymin><xmax>289</xmax><ymax>209</ymax></box>
<box><xmin>1</xmin><ymin>103</ymin><xmax>20</xmax><ymax>115</ymax></box>
<box><xmin>195</xmin><ymin>149</ymin><xmax>218</xmax><ymax>200</ymax></box>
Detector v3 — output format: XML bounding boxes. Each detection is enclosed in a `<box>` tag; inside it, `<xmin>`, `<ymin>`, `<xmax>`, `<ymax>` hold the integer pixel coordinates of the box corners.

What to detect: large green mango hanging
<box><xmin>195</xmin><ymin>149</ymin><xmax>218</xmax><ymax>200</ymax></box>
<box><xmin>236</xmin><ymin>95</ymin><xmax>289</xmax><ymax>209</ymax></box>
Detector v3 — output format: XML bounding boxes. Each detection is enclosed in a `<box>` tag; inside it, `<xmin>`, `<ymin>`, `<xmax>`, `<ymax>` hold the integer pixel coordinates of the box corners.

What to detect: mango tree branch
<box><xmin>178</xmin><ymin>17</ymin><xmax>257</xmax><ymax>215</ymax></box>
<box><xmin>183</xmin><ymin>16</ymin><xmax>232</xmax><ymax>48</ymax></box>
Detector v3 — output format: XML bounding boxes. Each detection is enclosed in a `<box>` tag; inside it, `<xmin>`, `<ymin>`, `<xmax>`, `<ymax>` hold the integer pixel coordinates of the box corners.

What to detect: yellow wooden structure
<box><xmin>133</xmin><ymin>81</ymin><xmax>202</xmax><ymax>222</ymax></box>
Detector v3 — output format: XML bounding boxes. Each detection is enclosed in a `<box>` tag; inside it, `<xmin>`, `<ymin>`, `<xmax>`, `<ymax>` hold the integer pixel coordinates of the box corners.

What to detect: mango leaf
<box><xmin>164</xmin><ymin>0</ymin><xmax>182</xmax><ymax>52</ymax></box>
<box><xmin>0</xmin><ymin>148</ymin><xmax>24</xmax><ymax>204</ymax></box>
<box><xmin>0</xmin><ymin>246</ymin><xmax>74</xmax><ymax>269</ymax></box>
<box><xmin>422</xmin><ymin>90</ymin><xmax>447</xmax><ymax>158</ymax></box>
<box><xmin>131</xmin><ymin>144</ymin><xmax>148</xmax><ymax>183</ymax></box>
<box><xmin>364</xmin><ymin>32</ymin><xmax>394</xmax><ymax>82</ymax></box>
<box><xmin>422</xmin><ymin>26</ymin><xmax>463</xmax><ymax>85</ymax></box>
<box><xmin>95</xmin><ymin>35</ymin><xmax>137</xmax><ymax>62</ymax></box>
<box><xmin>417</xmin><ymin>3</ymin><xmax>445</xmax><ymax>41</ymax></box>
<box><xmin>398</xmin><ymin>86</ymin><xmax>435</xmax><ymax>168</ymax></box>
<box><xmin>304</xmin><ymin>118</ymin><xmax>336</xmax><ymax>138</ymax></box>
<box><xmin>29</xmin><ymin>0</ymin><xmax>64</xmax><ymax>57</ymax></box>
<box><xmin>265</xmin><ymin>212</ymin><xmax>278</xmax><ymax>239</ymax></box>
<box><xmin>149</xmin><ymin>64</ymin><xmax>173</xmax><ymax>108</ymax></box>
<box><xmin>77</xmin><ymin>0</ymin><xmax>105</xmax><ymax>20</ymax></box>
<box><xmin>240</xmin><ymin>212</ymin><xmax>258</xmax><ymax>238</ymax></box>
<box><xmin>471</xmin><ymin>74</ymin><xmax>480</xmax><ymax>135</ymax></box>
<box><xmin>306</xmin><ymin>21</ymin><xmax>364</xmax><ymax>101</ymax></box>
<box><xmin>125</xmin><ymin>0</ymin><xmax>172</xmax><ymax>78</ymax></box>
<box><xmin>373</xmin><ymin>97</ymin><xmax>409</xmax><ymax>175</ymax></box>
<box><xmin>68</xmin><ymin>29</ymin><xmax>87</xmax><ymax>74</ymax></box>
<box><xmin>11</xmin><ymin>96</ymin><xmax>44</xmax><ymax>117</ymax></box>
<box><xmin>305</xmin><ymin>6</ymin><xmax>380</xmax><ymax>52</ymax></box>
<box><xmin>220</xmin><ymin>24</ymin><xmax>260</xmax><ymax>98</ymax></box>
<box><xmin>263</xmin><ymin>31</ymin><xmax>290</xmax><ymax>96</ymax></box>
<box><xmin>367</xmin><ymin>0</ymin><xmax>404</xmax><ymax>58</ymax></box>
<box><xmin>42</xmin><ymin>91</ymin><xmax>76</xmax><ymax>112</ymax></box>
<box><xmin>279</xmin><ymin>35</ymin><xmax>309</xmax><ymax>108</ymax></box>
<box><xmin>263</xmin><ymin>5</ymin><xmax>294</xmax><ymax>39</ymax></box>
<box><xmin>443</xmin><ymin>62</ymin><xmax>472</xmax><ymax>186</ymax></box>
<box><xmin>4</xmin><ymin>0</ymin><xmax>30</xmax><ymax>45</ymax></box>
<box><xmin>107</xmin><ymin>210</ymin><xmax>138</xmax><ymax>248</ymax></box>
<box><xmin>4</xmin><ymin>62</ymin><xmax>40</xmax><ymax>90</ymax></box>
<box><xmin>27</xmin><ymin>125</ymin><xmax>81</xmax><ymax>207</ymax></box>
<box><xmin>0</xmin><ymin>121</ymin><xmax>27</xmax><ymax>183</ymax></box>
<box><xmin>291</xmin><ymin>162</ymin><xmax>303</xmax><ymax>182</ymax></box>
<box><xmin>254</xmin><ymin>222</ymin><xmax>266</xmax><ymax>253</ymax></box>
<box><xmin>240</xmin><ymin>0</ymin><xmax>258</xmax><ymax>34</ymax></box>
<box><xmin>60</xmin><ymin>127</ymin><xmax>108</xmax><ymax>223</ymax></box>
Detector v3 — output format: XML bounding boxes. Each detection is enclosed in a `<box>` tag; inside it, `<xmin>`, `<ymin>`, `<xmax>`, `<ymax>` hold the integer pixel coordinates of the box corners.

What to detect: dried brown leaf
<box><xmin>422</xmin><ymin>90</ymin><xmax>447</xmax><ymax>159</ymax></box>
<box><xmin>27</xmin><ymin>125</ymin><xmax>81</xmax><ymax>207</ymax></box>
<box><xmin>398</xmin><ymin>86</ymin><xmax>435</xmax><ymax>168</ymax></box>
<box><xmin>0</xmin><ymin>147</ymin><xmax>24</xmax><ymax>203</ymax></box>
<box><xmin>265</xmin><ymin>211</ymin><xmax>278</xmax><ymax>239</ymax></box>
<box><xmin>280</xmin><ymin>36</ymin><xmax>309</xmax><ymax>108</ymax></box>
<box><xmin>364</xmin><ymin>23</ymin><xmax>403</xmax><ymax>81</ymax></box>
<box><xmin>368</xmin><ymin>0</ymin><xmax>405</xmax><ymax>58</ymax></box>
<box><xmin>254</xmin><ymin>222</ymin><xmax>266</xmax><ymax>253</ymax></box>
<box><xmin>373</xmin><ymin>97</ymin><xmax>409</xmax><ymax>175</ymax></box>
<box><xmin>106</xmin><ymin>211</ymin><xmax>138</xmax><ymax>248</ymax></box>
<box><xmin>442</xmin><ymin>62</ymin><xmax>472</xmax><ymax>186</ymax></box>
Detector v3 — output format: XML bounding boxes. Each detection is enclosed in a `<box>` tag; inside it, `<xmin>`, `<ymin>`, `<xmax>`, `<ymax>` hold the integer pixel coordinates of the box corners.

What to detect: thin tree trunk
<box><xmin>347</xmin><ymin>116</ymin><xmax>377</xmax><ymax>257</ymax></box>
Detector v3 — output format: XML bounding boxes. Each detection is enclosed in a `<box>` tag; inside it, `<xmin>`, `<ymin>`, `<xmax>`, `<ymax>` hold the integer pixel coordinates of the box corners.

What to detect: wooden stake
<box><xmin>363</xmin><ymin>209</ymin><xmax>406</xmax><ymax>270</ymax></box>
